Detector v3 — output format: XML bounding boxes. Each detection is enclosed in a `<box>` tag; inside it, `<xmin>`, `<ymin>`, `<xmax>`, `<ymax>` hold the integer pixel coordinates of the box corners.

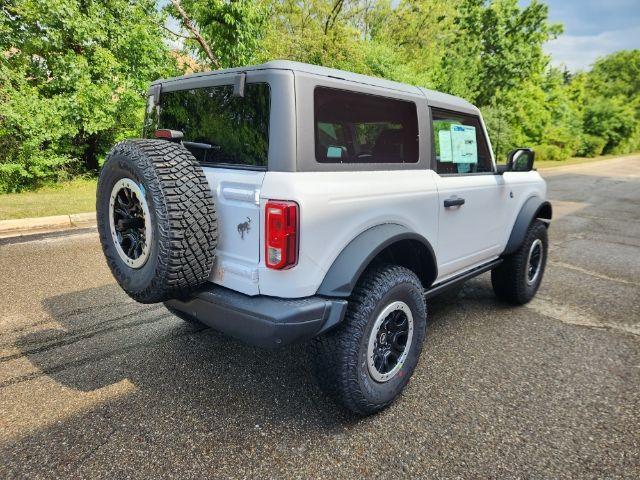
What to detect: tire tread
<box><xmin>311</xmin><ymin>264</ymin><xmax>426</xmax><ymax>415</ymax></box>
<box><xmin>491</xmin><ymin>220</ymin><xmax>547</xmax><ymax>305</ymax></box>
<box><xmin>97</xmin><ymin>139</ymin><xmax>217</xmax><ymax>303</ymax></box>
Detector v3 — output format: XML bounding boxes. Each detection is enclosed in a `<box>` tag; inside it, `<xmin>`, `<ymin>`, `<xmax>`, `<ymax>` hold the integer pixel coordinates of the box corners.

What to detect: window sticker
<box><xmin>450</xmin><ymin>125</ymin><xmax>477</xmax><ymax>164</ymax></box>
<box><xmin>438</xmin><ymin>130</ymin><xmax>453</xmax><ymax>162</ymax></box>
<box><xmin>457</xmin><ymin>163</ymin><xmax>471</xmax><ymax>173</ymax></box>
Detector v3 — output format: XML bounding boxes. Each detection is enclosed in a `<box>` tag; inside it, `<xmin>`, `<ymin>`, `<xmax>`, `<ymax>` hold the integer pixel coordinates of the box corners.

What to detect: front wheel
<box><xmin>491</xmin><ymin>220</ymin><xmax>548</xmax><ymax>305</ymax></box>
<box><xmin>311</xmin><ymin>265</ymin><xmax>427</xmax><ymax>416</ymax></box>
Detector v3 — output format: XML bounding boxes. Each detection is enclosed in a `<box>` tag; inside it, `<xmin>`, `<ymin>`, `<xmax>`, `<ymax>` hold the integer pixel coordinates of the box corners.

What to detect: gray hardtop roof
<box><xmin>153</xmin><ymin>60</ymin><xmax>478</xmax><ymax>113</ymax></box>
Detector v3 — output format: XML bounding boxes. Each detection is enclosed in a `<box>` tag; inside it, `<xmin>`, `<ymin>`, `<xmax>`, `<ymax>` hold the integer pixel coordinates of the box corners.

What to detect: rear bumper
<box><xmin>165</xmin><ymin>284</ymin><xmax>348</xmax><ymax>348</ymax></box>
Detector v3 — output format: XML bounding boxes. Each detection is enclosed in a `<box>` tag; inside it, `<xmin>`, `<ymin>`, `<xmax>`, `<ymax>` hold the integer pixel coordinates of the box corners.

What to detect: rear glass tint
<box><xmin>157</xmin><ymin>83</ymin><xmax>270</xmax><ymax>168</ymax></box>
<box><xmin>314</xmin><ymin>87</ymin><xmax>418</xmax><ymax>164</ymax></box>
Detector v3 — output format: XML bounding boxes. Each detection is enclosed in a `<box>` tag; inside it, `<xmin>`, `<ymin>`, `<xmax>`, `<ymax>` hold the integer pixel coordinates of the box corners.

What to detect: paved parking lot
<box><xmin>1</xmin><ymin>156</ymin><xmax>639</xmax><ymax>479</ymax></box>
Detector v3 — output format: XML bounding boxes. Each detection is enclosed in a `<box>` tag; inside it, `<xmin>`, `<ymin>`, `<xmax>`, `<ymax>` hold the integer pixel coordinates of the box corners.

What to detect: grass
<box><xmin>536</xmin><ymin>151</ymin><xmax>639</xmax><ymax>169</ymax></box>
<box><xmin>0</xmin><ymin>178</ymin><xmax>97</xmax><ymax>221</ymax></box>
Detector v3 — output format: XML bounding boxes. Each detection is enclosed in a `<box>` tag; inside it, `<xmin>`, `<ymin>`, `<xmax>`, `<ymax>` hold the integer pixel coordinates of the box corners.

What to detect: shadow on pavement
<box><xmin>13</xmin><ymin>283</ymin><xmax>355</xmax><ymax>421</ymax></box>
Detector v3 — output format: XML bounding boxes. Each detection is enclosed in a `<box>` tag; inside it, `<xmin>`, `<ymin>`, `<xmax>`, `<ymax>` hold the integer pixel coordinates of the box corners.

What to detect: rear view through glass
<box><xmin>154</xmin><ymin>83</ymin><xmax>270</xmax><ymax>168</ymax></box>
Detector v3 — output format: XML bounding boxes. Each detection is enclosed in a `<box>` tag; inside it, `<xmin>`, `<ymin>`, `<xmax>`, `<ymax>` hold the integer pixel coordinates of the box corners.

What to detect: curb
<box><xmin>0</xmin><ymin>212</ymin><xmax>96</xmax><ymax>238</ymax></box>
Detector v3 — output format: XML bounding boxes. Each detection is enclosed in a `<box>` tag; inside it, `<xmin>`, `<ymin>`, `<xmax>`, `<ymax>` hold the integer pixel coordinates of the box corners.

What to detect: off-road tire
<box><xmin>310</xmin><ymin>264</ymin><xmax>427</xmax><ymax>416</ymax></box>
<box><xmin>491</xmin><ymin>220</ymin><xmax>548</xmax><ymax>305</ymax></box>
<box><xmin>96</xmin><ymin>139</ymin><xmax>217</xmax><ymax>304</ymax></box>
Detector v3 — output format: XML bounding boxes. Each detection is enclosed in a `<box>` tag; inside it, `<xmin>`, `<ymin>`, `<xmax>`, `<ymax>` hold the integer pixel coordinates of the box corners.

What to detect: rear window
<box><xmin>314</xmin><ymin>87</ymin><xmax>418</xmax><ymax>164</ymax></box>
<box><xmin>155</xmin><ymin>83</ymin><xmax>270</xmax><ymax>168</ymax></box>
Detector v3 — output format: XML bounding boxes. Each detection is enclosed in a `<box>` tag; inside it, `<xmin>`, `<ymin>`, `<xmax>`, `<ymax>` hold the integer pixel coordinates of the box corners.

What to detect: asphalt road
<box><xmin>1</xmin><ymin>156</ymin><xmax>639</xmax><ymax>479</ymax></box>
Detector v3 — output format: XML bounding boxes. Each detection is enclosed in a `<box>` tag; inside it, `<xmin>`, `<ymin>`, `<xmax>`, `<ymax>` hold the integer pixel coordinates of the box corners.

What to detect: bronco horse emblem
<box><xmin>237</xmin><ymin>217</ymin><xmax>251</xmax><ymax>239</ymax></box>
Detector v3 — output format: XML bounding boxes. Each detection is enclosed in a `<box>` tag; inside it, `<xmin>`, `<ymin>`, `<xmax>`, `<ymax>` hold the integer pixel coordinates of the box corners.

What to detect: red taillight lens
<box><xmin>154</xmin><ymin>129</ymin><xmax>183</xmax><ymax>140</ymax></box>
<box><xmin>265</xmin><ymin>200</ymin><xmax>298</xmax><ymax>270</ymax></box>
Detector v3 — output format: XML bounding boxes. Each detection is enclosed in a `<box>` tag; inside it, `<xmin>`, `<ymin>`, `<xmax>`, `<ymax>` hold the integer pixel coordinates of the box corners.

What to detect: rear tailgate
<box><xmin>202</xmin><ymin>167</ymin><xmax>264</xmax><ymax>296</ymax></box>
<box><xmin>149</xmin><ymin>79</ymin><xmax>274</xmax><ymax>296</ymax></box>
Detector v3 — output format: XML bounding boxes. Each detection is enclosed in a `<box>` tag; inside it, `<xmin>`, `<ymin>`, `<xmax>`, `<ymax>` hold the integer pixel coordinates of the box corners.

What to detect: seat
<box><xmin>372</xmin><ymin>129</ymin><xmax>404</xmax><ymax>163</ymax></box>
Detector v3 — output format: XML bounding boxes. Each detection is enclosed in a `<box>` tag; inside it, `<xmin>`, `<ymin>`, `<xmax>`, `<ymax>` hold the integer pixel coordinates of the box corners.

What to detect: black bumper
<box><xmin>165</xmin><ymin>285</ymin><xmax>348</xmax><ymax>348</ymax></box>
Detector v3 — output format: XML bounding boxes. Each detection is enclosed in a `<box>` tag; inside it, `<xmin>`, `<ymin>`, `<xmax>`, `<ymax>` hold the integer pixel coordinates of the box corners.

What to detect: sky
<box><xmin>534</xmin><ymin>0</ymin><xmax>640</xmax><ymax>71</ymax></box>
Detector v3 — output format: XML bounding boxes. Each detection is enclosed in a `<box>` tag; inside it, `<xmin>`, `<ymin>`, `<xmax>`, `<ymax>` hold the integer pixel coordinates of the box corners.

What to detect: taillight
<box><xmin>154</xmin><ymin>129</ymin><xmax>184</xmax><ymax>140</ymax></box>
<box><xmin>265</xmin><ymin>200</ymin><xmax>298</xmax><ymax>270</ymax></box>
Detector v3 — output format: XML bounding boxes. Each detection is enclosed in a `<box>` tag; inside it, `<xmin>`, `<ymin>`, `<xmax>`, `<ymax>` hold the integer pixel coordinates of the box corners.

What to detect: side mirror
<box><xmin>506</xmin><ymin>148</ymin><xmax>535</xmax><ymax>172</ymax></box>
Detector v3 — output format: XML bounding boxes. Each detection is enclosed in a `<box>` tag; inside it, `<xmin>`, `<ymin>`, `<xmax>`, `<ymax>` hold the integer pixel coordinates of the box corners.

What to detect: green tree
<box><xmin>1</xmin><ymin>0</ymin><xmax>638</xmax><ymax>192</ymax></box>
<box><xmin>0</xmin><ymin>0</ymin><xmax>177</xmax><ymax>192</ymax></box>
<box><xmin>473</xmin><ymin>0</ymin><xmax>561</xmax><ymax>106</ymax></box>
<box><xmin>438</xmin><ymin>0</ymin><xmax>562</xmax><ymax>159</ymax></box>
<box><xmin>167</xmin><ymin>0</ymin><xmax>269</xmax><ymax>69</ymax></box>
<box><xmin>587</xmin><ymin>50</ymin><xmax>640</xmax><ymax>100</ymax></box>
<box><xmin>582</xmin><ymin>50</ymin><xmax>640</xmax><ymax>154</ymax></box>
<box><xmin>583</xmin><ymin>98</ymin><xmax>636</xmax><ymax>154</ymax></box>
<box><xmin>258</xmin><ymin>0</ymin><xmax>374</xmax><ymax>70</ymax></box>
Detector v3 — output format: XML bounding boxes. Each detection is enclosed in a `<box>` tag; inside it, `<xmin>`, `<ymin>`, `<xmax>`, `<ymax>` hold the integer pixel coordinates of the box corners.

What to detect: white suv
<box><xmin>96</xmin><ymin>61</ymin><xmax>552</xmax><ymax>415</ymax></box>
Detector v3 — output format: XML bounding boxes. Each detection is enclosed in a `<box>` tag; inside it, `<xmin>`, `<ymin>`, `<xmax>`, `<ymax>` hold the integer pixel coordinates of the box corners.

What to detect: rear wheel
<box><xmin>491</xmin><ymin>220</ymin><xmax>548</xmax><ymax>305</ymax></box>
<box><xmin>96</xmin><ymin>139</ymin><xmax>217</xmax><ymax>303</ymax></box>
<box><xmin>311</xmin><ymin>264</ymin><xmax>427</xmax><ymax>415</ymax></box>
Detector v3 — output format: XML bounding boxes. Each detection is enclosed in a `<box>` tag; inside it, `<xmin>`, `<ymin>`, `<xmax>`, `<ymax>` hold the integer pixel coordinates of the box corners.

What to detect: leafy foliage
<box><xmin>1</xmin><ymin>0</ymin><xmax>639</xmax><ymax>192</ymax></box>
<box><xmin>0</xmin><ymin>0</ymin><xmax>178</xmax><ymax>192</ymax></box>
<box><xmin>167</xmin><ymin>0</ymin><xmax>268</xmax><ymax>68</ymax></box>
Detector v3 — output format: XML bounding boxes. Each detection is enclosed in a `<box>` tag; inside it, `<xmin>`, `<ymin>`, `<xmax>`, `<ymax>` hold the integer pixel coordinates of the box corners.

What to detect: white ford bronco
<box><xmin>97</xmin><ymin>61</ymin><xmax>552</xmax><ymax>415</ymax></box>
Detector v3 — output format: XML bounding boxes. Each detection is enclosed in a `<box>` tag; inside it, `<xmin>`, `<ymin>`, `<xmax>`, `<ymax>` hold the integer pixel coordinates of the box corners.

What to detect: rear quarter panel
<box><xmin>258</xmin><ymin>170</ymin><xmax>439</xmax><ymax>298</ymax></box>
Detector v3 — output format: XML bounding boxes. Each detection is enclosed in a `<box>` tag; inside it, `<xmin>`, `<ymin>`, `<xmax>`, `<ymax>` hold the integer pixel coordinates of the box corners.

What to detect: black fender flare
<box><xmin>503</xmin><ymin>196</ymin><xmax>552</xmax><ymax>256</ymax></box>
<box><xmin>316</xmin><ymin>223</ymin><xmax>437</xmax><ymax>298</ymax></box>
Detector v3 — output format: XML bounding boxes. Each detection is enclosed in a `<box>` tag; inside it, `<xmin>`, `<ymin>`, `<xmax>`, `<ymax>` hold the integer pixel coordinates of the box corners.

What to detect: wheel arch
<box><xmin>316</xmin><ymin>224</ymin><xmax>437</xmax><ymax>298</ymax></box>
<box><xmin>503</xmin><ymin>196</ymin><xmax>552</xmax><ymax>256</ymax></box>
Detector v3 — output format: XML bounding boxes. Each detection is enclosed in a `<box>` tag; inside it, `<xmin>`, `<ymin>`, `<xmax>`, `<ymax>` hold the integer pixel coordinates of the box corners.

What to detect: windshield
<box><xmin>147</xmin><ymin>83</ymin><xmax>270</xmax><ymax>169</ymax></box>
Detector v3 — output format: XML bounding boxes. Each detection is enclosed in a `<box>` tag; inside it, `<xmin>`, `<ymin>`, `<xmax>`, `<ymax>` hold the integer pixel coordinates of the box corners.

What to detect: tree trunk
<box><xmin>170</xmin><ymin>0</ymin><xmax>221</xmax><ymax>69</ymax></box>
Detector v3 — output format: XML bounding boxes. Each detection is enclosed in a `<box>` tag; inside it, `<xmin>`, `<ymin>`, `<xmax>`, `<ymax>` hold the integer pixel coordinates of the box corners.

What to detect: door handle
<box><xmin>444</xmin><ymin>197</ymin><xmax>465</xmax><ymax>208</ymax></box>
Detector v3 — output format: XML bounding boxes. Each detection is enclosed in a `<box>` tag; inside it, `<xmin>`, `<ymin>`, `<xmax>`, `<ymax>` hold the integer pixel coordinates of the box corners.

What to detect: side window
<box><xmin>431</xmin><ymin>108</ymin><xmax>493</xmax><ymax>174</ymax></box>
<box><xmin>314</xmin><ymin>87</ymin><xmax>419</xmax><ymax>164</ymax></box>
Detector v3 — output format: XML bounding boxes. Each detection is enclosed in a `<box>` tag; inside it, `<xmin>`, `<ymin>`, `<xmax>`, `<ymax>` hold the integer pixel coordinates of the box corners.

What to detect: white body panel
<box><xmin>202</xmin><ymin>167</ymin><xmax>265</xmax><ymax>296</ymax></box>
<box><xmin>433</xmin><ymin>170</ymin><xmax>546</xmax><ymax>282</ymax></box>
<box><xmin>257</xmin><ymin>170</ymin><xmax>440</xmax><ymax>297</ymax></box>
<box><xmin>202</xmin><ymin>166</ymin><xmax>546</xmax><ymax>298</ymax></box>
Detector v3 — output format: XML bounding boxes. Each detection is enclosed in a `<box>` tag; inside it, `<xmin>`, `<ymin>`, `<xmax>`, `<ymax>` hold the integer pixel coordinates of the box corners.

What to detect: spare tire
<box><xmin>96</xmin><ymin>139</ymin><xmax>217</xmax><ymax>303</ymax></box>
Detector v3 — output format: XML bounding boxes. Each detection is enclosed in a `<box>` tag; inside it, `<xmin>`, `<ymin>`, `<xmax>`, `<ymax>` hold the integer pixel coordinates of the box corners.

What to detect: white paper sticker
<box><xmin>451</xmin><ymin>125</ymin><xmax>477</xmax><ymax>164</ymax></box>
<box><xmin>438</xmin><ymin>130</ymin><xmax>453</xmax><ymax>163</ymax></box>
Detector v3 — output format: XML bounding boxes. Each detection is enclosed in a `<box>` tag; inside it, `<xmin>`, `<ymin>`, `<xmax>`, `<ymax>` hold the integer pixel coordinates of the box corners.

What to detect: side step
<box><xmin>424</xmin><ymin>259</ymin><xmax>502</xmax><ymax>299</ymax></box>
